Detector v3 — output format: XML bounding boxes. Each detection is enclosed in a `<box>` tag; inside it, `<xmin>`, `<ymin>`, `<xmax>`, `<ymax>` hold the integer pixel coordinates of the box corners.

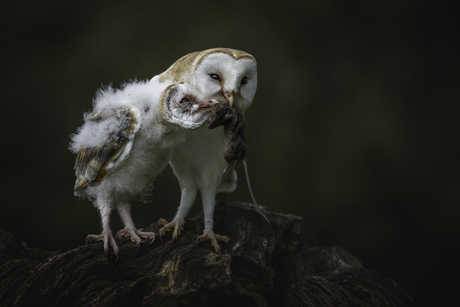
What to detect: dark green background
<box><xmin>1</xmin><ymin>1</ymin><xmax>458</xmax><ymax>305</ymax></box>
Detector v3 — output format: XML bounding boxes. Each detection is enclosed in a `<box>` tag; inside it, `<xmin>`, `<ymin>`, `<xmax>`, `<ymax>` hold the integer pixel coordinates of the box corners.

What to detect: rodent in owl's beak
<box><xmin>221</xmin><ymin>91</ymin><xmax>235</xmax><ymax>107</ymax></box>
<box><xmin>198</xmin><ymin>99</ymin><xmax>218</xmax><ymax>111</ymax></box>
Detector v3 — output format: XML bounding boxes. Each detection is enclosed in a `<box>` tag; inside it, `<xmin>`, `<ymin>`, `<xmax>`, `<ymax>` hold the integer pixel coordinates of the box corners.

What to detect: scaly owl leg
<box><xmin>116</xmin><ymin>203</ymin><xmax>155</xmax><ymax>246</ymax></box>
<box><xmin>196</xmin><ymin>184</ymin><xmax>230</xmax><ymax>255</ymax></box>
<box><xmin>86</xmin><ymin>200</ymin><xmax>119</xmax><ymax>260</ymax></box>
<box><xmin>158</xmin><ymin>184</ymin><xmax>197</xmax><ymax>243</ymax></box>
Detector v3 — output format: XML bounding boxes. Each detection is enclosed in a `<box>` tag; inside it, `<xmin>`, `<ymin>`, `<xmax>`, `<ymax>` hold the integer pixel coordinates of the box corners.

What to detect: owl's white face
<box><xmin>162</xmin><ymin>84</ymin><xmax>217</xmax><ymax>129</ymax></box>
<box><xmin>194</xmin><ymin>53</ymin><xmax>257</xmax><ymax>111</ymax></box>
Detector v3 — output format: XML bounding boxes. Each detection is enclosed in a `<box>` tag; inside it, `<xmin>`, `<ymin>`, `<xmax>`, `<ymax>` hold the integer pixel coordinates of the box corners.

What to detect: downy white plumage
<box><xmin>154</xmin><ymin>48</ymin><xmax>258</xmax><ymax>254</ymax></box>
<box><xmin>70</xmin><ymin>79</ymin><xmax>217</xmax><ymax>257</ymax></box>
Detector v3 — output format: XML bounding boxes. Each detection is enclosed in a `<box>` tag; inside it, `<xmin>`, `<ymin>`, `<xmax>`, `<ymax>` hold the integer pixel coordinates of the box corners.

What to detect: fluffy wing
<box><xmin>73</xmin><ymin>107</ymin><xmax>141</xmax><ymax>191</ymax></box>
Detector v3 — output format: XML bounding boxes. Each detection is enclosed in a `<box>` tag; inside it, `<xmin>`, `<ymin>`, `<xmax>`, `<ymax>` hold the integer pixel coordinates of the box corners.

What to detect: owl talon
<box><xmin>158</xmin><ymin>218</ymin><xmax>185</xmax><ymax>243</ymax></box>
<box><xmin>116</xmin><ymin>227</ymin><xmax>155</xmax><ymax>247</ymax></box>
<box><xmin>196</xmin><ymin>228</ymin><xmax>230</xmax><ymax>254</ymax></box>
<box><xmin>87</xmin><ymin>230</ymin><xmax>121</xmax><ymax>261</ymax></box>
<box><xmin>87</xmin><ymin>232</ymin><xmax>119</xmax><ymax>259</ymax></box>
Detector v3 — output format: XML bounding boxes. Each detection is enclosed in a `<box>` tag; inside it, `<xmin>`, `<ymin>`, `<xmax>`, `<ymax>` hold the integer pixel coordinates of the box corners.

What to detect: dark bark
<box><xmin>0</xmin><ymin>200</ymin><xmax>412</xmax><ymax>306</ymax></box>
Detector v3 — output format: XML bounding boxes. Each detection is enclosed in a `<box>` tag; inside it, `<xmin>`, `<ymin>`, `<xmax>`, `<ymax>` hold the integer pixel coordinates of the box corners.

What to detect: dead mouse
<box><xmin>208</xmin><ymin>101</ymin><xmax>270</xmax><ymax>223</ymax></box>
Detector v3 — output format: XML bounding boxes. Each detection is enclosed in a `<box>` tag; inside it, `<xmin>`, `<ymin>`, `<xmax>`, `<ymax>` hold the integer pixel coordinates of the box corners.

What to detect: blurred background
<box><xmin>1</xmin><ymin>0</ymin><xmax>458</xmax><ymax>305</ymax></box>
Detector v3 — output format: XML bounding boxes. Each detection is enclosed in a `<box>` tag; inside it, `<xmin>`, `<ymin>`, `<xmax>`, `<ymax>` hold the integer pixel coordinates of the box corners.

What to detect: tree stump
<box><xmin>0</xmin><ymin>199</ymin><xmax>412</xmax><ymax>306</ymax></box>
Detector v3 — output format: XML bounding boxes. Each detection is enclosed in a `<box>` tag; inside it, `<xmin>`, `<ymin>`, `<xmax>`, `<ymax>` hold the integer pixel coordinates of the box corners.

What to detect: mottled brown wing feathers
<box><xmin>74</xmin><ymin>177</ymin><xmax>89</xmax><ymax>190</ymax></box>
<box><xmin>74</xmin><ymin>108</ymin><xmax>138</xmax><ymax>191</ymax></box>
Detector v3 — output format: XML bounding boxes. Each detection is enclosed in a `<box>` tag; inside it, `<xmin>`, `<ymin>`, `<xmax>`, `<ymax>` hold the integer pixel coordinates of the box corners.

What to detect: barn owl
<box><xmin>153</xmin><ymin>48</ymin><xmax>258</xmax><ymax>254</ymax></box>
<box><xmin>70</xmin><ymin>80</ymin><xmax>217</xmax><ymax>258</ymax></box>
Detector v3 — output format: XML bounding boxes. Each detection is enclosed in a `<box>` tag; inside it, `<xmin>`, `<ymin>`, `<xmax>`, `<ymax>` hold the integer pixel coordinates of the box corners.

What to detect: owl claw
<box><xmin>116</xmin><ymin>227</ymin><xmax>155</xmax><ymax>247</ymax></box>
<box><xmin>196</xmin><ymin>228</ymin><xmax>230</xmax><ymax>254</ymax></box>
<box><xmin>158</xmin><ymin>218</ymin><xmax>185</xmax><ymax>243</ymax></box>
<box><xmin>87</xmin><ymin>232</ymin><xmax>119</xmax><ymax>260</ymax></box>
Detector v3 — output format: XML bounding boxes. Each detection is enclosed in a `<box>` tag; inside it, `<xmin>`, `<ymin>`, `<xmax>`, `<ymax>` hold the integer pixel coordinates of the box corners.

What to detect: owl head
<box><xmin>160</xmin><ymin>83</ymin><xmax>218</xmax><ymax>130</ymax></box>
<box><xmin>159</xmin><ymin>48</ymin><xmax>257</xmax><ymax>111</ymax></box>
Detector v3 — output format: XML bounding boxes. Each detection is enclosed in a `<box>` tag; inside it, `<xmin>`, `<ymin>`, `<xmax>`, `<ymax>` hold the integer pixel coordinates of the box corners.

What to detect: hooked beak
<box><xmin>198</xmin><ymin>99</ymin><xmax>219</xmax><ymax>111</ymax></box>
<box><xmin>221</xmin><ymin>91</ymin><xmax>235</xmax><ymax>107</ymax></box>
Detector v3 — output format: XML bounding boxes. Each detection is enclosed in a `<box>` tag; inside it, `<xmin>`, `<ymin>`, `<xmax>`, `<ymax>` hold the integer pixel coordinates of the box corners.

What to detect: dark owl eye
<box><xmin>241</xmin><ymin>77</ymin><xmax>248</xmax><ymax>85</ymax></box>
<box><xmin>180</xmin><ymin>98</ymin><xmax>190</xmax><ymax>104</ymax></box>
<box><xmin>210</xmin><ymin>74</ymin><xmax>221</xmax><ymax>81</ymax></box>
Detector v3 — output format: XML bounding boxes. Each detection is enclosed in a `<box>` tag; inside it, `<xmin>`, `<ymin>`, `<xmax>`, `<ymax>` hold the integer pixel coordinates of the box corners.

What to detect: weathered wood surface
<box><xmin>0</xmin><ymin>200</ymin><xmax>412</xmax><ymax>306</ymax></box>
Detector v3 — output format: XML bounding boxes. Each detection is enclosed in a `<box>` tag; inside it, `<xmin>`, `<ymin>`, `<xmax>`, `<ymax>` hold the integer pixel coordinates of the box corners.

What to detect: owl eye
<box><xmin>210</xmin><ymin>74</ymin><xmax>221</xmax><ymax>81</ymax></box>
<box><xmin>180</xmin><ymin>98</ymin><xmax>190</xmax><ymax>104</ymax></box>
<box><xmin>241</xmin><ymin>77</ymin><xmax>248</xmax><ymax>85</ymax></box>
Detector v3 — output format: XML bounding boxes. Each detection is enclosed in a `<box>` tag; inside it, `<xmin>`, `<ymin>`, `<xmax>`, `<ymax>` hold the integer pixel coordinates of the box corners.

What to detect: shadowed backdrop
<box><xmin>1</xmin><ymin>1</ymin><xmax>458</xmax><ymax>306</ymax></box>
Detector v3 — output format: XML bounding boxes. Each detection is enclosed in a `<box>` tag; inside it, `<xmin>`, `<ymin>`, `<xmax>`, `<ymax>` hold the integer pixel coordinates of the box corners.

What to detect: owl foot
<box><xmin>116</xmin><ymin>227</ymin><xmax>155</xmax><ymax>246</ymax></box>
<box><xmin>86</xmin><ymin>232</ymin><xmax>119</xmax><ymax>261</ymax></box>
<box><xmin>158</xmin><ymin>218</ymin><xmax>185</xmax><ymax>243</ymax></box>
<box><xmin>196</xmin><ymin>228</ymin><xmax>230</xmax><ymax>256</ymax></box>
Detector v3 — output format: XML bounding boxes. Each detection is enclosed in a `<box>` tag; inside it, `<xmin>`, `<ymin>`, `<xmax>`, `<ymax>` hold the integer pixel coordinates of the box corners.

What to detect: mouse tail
<box><xmin>244</xmin><ymin>160</ymin><xmax>270</xmax><ymax>224</ymax></box>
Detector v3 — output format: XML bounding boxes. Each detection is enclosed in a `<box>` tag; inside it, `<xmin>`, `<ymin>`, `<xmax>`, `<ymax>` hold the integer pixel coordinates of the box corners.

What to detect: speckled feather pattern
<box><xmin>159</xmin><ymin>48</ymin><xmax>256</xmax><ymax>90</ymax></box>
